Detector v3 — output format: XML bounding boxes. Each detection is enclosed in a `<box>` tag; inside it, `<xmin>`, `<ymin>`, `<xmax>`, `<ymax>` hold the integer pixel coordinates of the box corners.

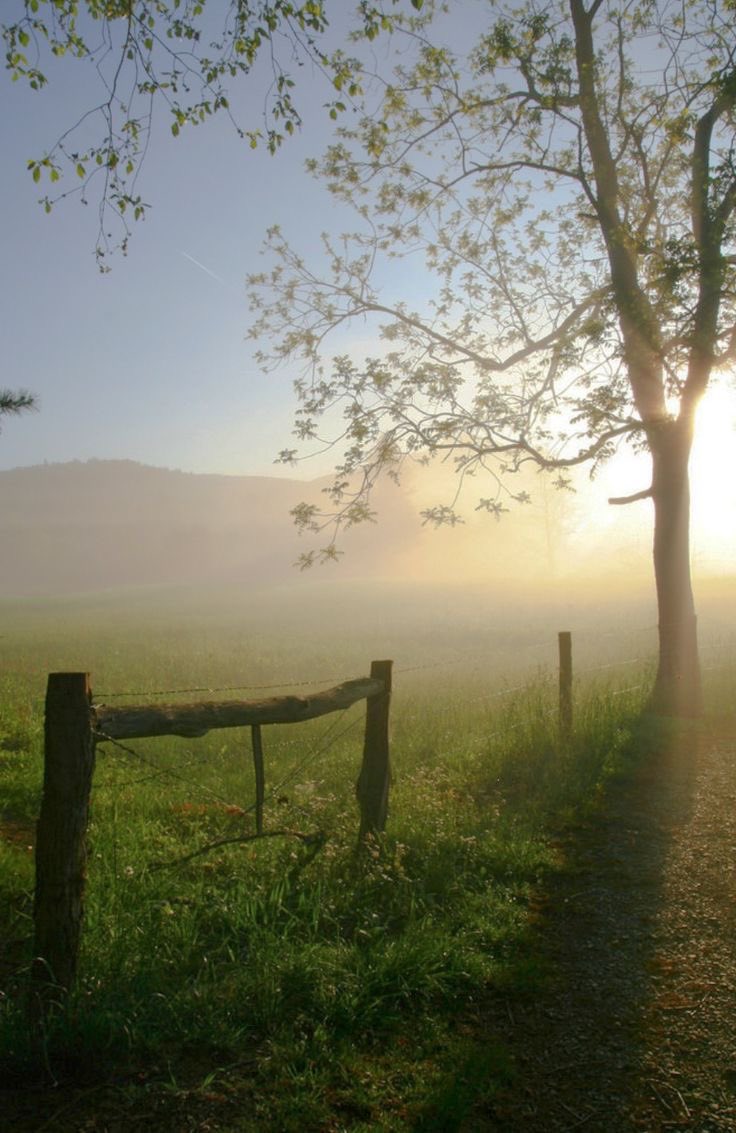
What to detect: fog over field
<box><xmin>1</xmin><ymin>459</ymin><xmax>734</xmax><ymax>693</ymax></box>
<box><xmin>0</xmin><ymin>456</ymin><xmax>656</xmax><ymax>596</ymax></box>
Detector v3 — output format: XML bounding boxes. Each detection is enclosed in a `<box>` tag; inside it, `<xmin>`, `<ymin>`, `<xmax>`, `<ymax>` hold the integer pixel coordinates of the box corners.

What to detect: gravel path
<box><xmin>482</xmin><ymin>728</ymin><xmax>736</xmax><ymax>1131</ymax></box>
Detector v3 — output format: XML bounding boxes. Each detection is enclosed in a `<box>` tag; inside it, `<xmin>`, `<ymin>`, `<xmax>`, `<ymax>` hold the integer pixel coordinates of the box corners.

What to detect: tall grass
<box><xmin>1</xmin><ymin>598</ymin><xmax>731</xmax><ymax>1129</ymax></box>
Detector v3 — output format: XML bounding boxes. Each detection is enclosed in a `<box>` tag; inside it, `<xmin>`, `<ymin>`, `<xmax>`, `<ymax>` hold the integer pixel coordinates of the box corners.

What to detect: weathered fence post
<box><xmin>558</xmin><ymin>631</ymin><xmax>573</xmax><ymax>737</ymax></box>
<box><xmin>251</xmin><ymin>724</ymin><xmax>265</xmax><ymax>836</ymax></box>
<box><xmin>356</xmin><ymin>660</ymin><xmax>393</xmax><ymax>841</ymax></box>
<box><xmin>32</xmin><ymin>673</ymin><xmax>95</xmax><ymax>1008</ymax></box>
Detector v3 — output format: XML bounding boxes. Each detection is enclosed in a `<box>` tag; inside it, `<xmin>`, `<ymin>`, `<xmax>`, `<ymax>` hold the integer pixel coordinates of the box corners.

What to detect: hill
<box><xmin>0</xmin><ymin>460</ymin><xmax>416</xmax><ymax>596</ymax></box>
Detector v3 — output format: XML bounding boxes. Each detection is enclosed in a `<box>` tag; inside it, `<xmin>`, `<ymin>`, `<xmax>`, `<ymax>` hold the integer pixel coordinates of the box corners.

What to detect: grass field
<box><xmin>1</xmin><ymin>582</ymin><xmax>734</xmax><ymax>1130</ymax></box>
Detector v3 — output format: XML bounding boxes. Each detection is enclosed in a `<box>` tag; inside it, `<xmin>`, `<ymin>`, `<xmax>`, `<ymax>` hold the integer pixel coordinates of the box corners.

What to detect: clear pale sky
<box><xmin>0</xmin><ymin>7</ymin><xmax>373</xmax><ymax>478</ymax></box>
<box><xmin>1</xmin><ymin>4</ymin><xmax>734</xmax><ymax>581</ymax></box>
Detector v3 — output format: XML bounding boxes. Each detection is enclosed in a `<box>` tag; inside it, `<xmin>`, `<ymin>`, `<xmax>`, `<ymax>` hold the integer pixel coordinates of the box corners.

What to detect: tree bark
<box><xmin>649</xmin><ymin>418</ymin><xmax>702</xmax><ymax>717</ymax></box>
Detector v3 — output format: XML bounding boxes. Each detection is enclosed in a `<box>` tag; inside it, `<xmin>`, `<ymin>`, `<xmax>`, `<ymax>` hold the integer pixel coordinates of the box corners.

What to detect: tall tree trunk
<box><xmin>649</xmin><ymin>418</ymin><xmax>701</xmax><ymax>717</ymax></box>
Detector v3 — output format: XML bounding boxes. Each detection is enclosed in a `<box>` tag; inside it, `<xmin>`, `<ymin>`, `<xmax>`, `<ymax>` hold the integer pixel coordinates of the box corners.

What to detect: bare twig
<box><xmin>150</xmin><ymin>828</ymin><xmax>326</xmax><ymax>871</ymax></box>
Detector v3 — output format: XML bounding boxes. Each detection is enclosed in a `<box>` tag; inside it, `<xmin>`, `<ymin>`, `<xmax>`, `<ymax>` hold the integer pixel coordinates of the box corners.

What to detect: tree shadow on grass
<box><xmin>412</xmin><ymin>720</ymin><xmax>700</xmax><ymax>1132</ymax></box>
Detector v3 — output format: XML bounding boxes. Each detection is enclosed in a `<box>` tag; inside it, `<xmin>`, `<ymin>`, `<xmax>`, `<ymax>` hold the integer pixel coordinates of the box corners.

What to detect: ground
<box><xmin>481</xmin><ymin>725</ymin><xmax>736</xmax><ymax>1131</ymax></box>
<box><xmin>3</xmin><ymin>723</ymin><xmax>735</xmax><ymax>1130</ymax></box>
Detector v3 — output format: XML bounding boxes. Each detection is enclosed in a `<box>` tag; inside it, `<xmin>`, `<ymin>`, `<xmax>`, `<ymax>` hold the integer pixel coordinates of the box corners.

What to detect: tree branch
<box><xmin>608</xmin><ymin>487</ymin><xmax>653</xmax><ymax>505</ymax></box>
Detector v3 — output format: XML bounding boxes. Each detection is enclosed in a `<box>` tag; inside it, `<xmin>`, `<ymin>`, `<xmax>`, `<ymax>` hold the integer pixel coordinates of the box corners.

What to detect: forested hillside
<box><xmin>0</xmin><ymin>461</ymin><xmax>416</xmax><ymax>595</ymax></box>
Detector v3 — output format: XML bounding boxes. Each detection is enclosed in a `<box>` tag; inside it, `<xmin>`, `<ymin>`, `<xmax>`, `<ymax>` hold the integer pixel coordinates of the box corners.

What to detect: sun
<box><xmin>690</xmin><ymin>382</ymin><xmax>736</xmax><ymax>571</ymax></box>
<box><xmin>577</xmin><ymin>380</ymin><xmax>736</xmax><ymax>575</ymax></box>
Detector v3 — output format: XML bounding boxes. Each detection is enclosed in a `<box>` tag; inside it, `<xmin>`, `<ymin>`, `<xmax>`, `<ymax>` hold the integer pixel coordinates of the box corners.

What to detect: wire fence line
<box><xmin>95</xmin><ymin>699</ymin><xmax>367</xmax><ymax>819</ymax></box>
<box><xmin>28</xmin><ymin>625</ymin><xmax>734</xmax><ymax>1004</ymax></box>
<box><xmin>87</xmin><ymin>634</ymin><xmax>658</xmax><ymax>843</ymax></box>
<box><xmin>577</xmin><ymin>657</ymin><xmax>647</xmax><ymax>675</ymax></box>
<box><xmin>92</xmin><ymin>621</ymin><xmax>664</xmax><ymax>702</ymax></box>
<box><xmin>94</xmin><ymin>675</ymin><xmax>352</xmax><ymax>700</ymax></box>
<box><xmin>76</xmin><ymin>617</ymin><xmax>729</xmax><ymax>826</ymax></box>
<box><xmin>95</xmin><ymin>731</ymin><xmax>241</xmax><ymax>811</ymax></box>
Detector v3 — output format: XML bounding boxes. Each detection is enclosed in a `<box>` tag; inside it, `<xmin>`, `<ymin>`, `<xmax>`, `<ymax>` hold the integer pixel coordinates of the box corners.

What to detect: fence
<box><xmin>32</xmin><ymin>661</ymin><xmax>392</xmax><ymax>1010</ymax></box>
<box><xmin>31</xmin><ymin>629</ymin><xmax>654</xmax><ymax>1009</ymax></box>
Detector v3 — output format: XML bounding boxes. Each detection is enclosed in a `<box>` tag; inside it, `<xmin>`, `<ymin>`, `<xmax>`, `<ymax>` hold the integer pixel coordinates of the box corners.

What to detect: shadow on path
<box><xmin>432</xmin><ymin>724</ymin><xmax>736</xmax><ymax>1131</ymax></box>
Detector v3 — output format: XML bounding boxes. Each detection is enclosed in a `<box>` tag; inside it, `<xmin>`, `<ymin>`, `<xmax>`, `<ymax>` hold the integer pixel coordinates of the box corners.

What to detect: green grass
<box><xmin>1</xmin><ymin>593</ymin><xmax>733</xmax><ymax>1130</ymax></box>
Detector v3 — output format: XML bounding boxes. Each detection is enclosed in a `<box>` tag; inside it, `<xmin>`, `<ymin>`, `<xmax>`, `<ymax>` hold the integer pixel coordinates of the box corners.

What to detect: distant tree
<box><xmin>3</xmin><ymin>0</ymin><xmax>423</xmax><ymax>267</ymax></box>
<box><xmin>0</xmin><ymin>390</ymin><xmax>36</xmax><ymax>428</ymax></box>
<box><xmin>248</xmin><ymin>0</ymin><xmax>736</xmax><ymax>716</ymax></box>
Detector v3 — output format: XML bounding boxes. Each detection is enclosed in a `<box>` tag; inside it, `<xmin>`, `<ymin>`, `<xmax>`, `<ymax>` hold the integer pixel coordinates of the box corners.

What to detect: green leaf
<box><xmin>76</xmin><ymin>163</ymin><xmax>85</xmax><ymax>178</ymax></box>
<box><xmin>32</xmin><ymin>165</ymin><xmax>40</xmax><ymax>183</ymax></box>
<box><xmin>171</xmin><ymin>121</ymin><xmax>179</xmax><ymax>137</ymax></box>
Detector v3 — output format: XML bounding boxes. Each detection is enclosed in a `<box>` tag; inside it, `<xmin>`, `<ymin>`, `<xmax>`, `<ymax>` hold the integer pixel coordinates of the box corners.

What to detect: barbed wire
<box><xmin>94</xmin><ymin>730</ymin><xmax>240</xmax><ymax>809</ymax></box>
<box><xmin>95</xmin><ymin>675</ymin><xmax>350</xmax><ymax>699</ymax></box>
<box><xmin>577</xmin><ymin>657</ymin><xmax>645</xmax><ymax>675</ymax></box>
<box><xmin>94</xmin><ymin>696</ymin><xmax>366</xmax><ymax>824</ymax></box>
<box><xmin>267</xmin><ymin>713</ymin><xmax>364</xmax><ymax>803</ymax></box>
<box><xmin>20</xmin><ymin>620</ymin><xmax>733</xmax><ymax>735</ymax></box>
<box><xmin>85</xmin><ymin>617</ymin><xmax>682</xmax><ymax>703</ymax></box>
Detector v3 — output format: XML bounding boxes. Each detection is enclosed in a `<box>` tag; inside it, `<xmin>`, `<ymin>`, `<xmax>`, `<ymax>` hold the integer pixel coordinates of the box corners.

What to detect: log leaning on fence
<box><xmin>94</xmin><ymin>677</ymin><xmax>384</xmax><ymax>740</ymax></box>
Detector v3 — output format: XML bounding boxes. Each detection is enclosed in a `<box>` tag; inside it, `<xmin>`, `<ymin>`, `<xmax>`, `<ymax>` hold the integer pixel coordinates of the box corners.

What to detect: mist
<box><xmin>0</xmin><ymin>455</ymin><xmax>650</xmax><ymax>592</ymax></box>
<box><xmin>2</xmin><ymin>458</ymin><xmax>735</xmax><ymax>695</ymax></box>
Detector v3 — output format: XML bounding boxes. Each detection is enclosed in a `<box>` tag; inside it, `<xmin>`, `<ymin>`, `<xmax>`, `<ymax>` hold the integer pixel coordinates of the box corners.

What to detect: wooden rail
<box><xmin>94</xmin><ymin>677</ymin><xmax>384</xmax><ymax>739</ymax></box>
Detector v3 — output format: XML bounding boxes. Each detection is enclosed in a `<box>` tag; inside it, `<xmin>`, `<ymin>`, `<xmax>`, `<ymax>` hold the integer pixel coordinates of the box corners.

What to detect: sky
<box><xmin>0</xmin><ymin>2</ymin><xmax>734</xmax><ymax>582</ymax></box>
<box><xmin>0</xmin><ymin>4</ymin><xmax>375</xmax><ymax>478</ymax></box>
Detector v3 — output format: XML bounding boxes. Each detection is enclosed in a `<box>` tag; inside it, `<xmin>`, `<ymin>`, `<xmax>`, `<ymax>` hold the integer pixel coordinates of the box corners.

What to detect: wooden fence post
<box><xmin>32</xmin><ymin>673</ymin><xmax>95</xmax><ymax>1006</ymax></box>
<box><xmin>558</xmin><ymin>631</ymin><xmax>573</xmax><ymax>737</ymax></box>
<box><xmin>251</xmin><ymin>724</ymin><xmax>265</xmax><ymax>836</ymax></box>
<box><xmin>356</xmin><ymin>660</ymin><xmax>393</xmax><ymax>841</ymax></box>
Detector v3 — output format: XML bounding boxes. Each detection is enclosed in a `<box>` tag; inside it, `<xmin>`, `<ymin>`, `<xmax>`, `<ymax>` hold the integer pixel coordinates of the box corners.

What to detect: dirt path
<box><xmin>480</xmin><ymin>728</ymin><xmax>736</xmax><ymax>1131</ymax></box>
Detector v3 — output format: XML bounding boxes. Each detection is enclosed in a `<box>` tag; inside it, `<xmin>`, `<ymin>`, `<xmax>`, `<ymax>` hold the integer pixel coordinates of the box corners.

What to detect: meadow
<box><xmin>1</xmin><ymin>579</ymin><xmax>734</xmax><ymax>1130</ymax></box>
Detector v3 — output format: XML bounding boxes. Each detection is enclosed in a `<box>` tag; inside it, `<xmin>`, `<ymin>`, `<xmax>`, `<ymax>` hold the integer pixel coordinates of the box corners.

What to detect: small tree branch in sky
<box><xmin>4</xmin><ymin>0</ymin><xmax>423</xmax><ymax>266</ymax></box>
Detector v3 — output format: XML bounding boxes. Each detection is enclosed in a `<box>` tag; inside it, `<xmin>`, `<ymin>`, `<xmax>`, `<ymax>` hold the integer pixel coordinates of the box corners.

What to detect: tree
<box><xmin>3</xmin><ymin>0</ymin><xmax>423</xmax><ymax>267</ymax></box>
<box><xmin>1</xmin><ymin>390</ymin><xmax>36</xmax><ymax>428</ymax></box>
<box><xmin>248</xmin><ymin>0</ymin><xmax>736</xmax><ymax>717</ymax></box>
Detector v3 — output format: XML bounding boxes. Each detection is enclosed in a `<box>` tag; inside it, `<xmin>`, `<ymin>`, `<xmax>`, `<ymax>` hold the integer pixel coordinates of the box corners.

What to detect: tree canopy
<box><xmin>3</xmin><ymin>0</ymin><xmax>422</xmax><ymax>266</ymax></box>
<box><xmin>248</xmin><ymin>0</ymin><xmax>736</xmax><ymax>712</ymax></box>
